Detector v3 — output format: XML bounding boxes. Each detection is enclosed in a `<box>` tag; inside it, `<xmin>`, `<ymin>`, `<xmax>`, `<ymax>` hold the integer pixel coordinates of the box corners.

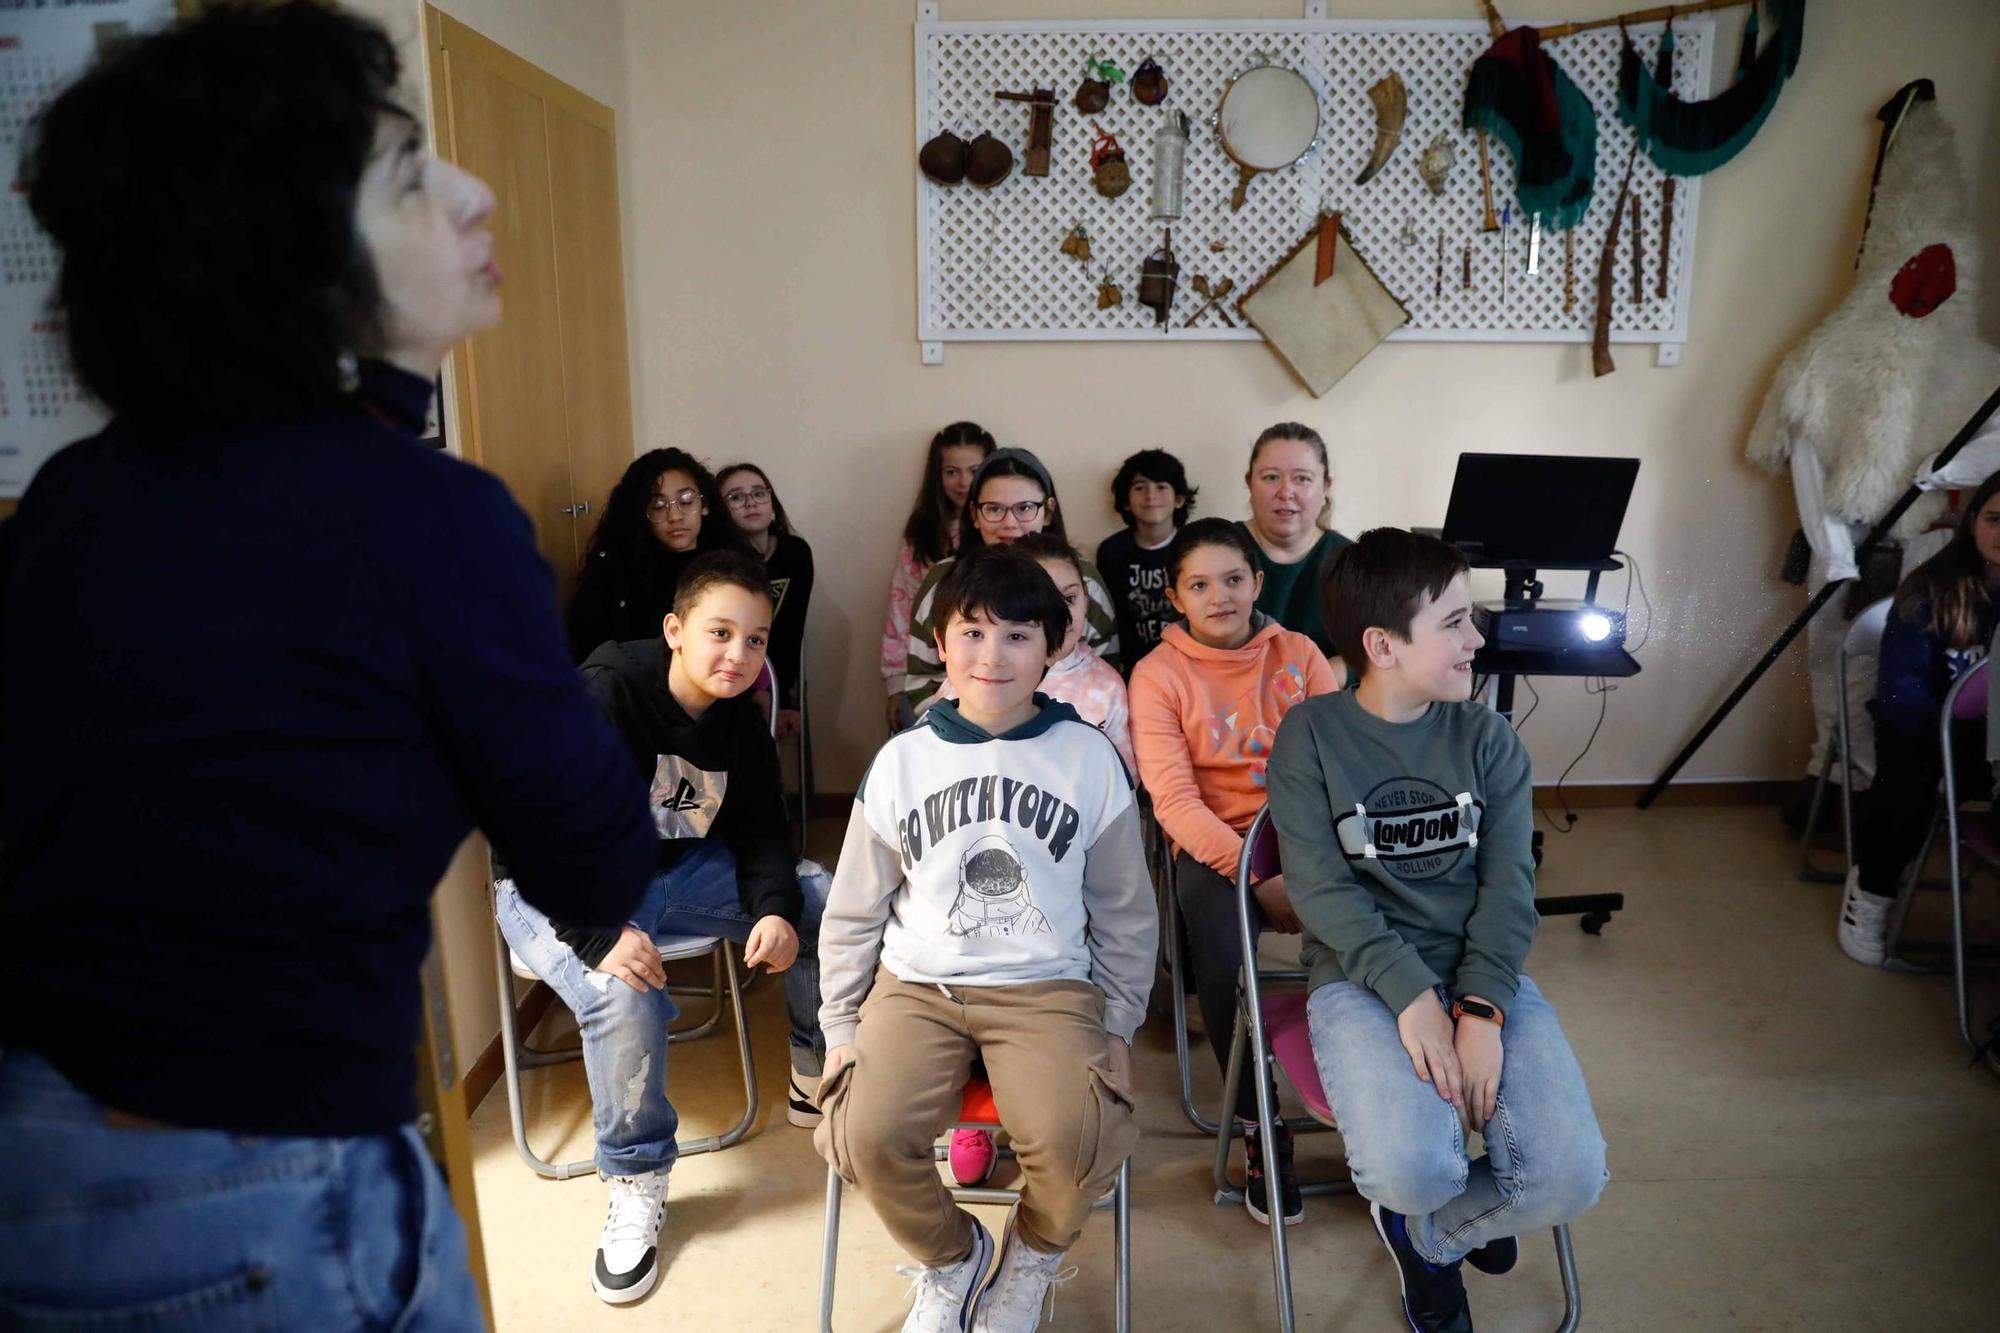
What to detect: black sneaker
<box><xmin>1370</xmin><ymin>1201</ymin><xmax>1472</xmax><ymax>1333</ymax></box>
<box><xmin>1242</xmin><ymin>1122</ymin><xmax>1303</xmax><ymax>1227</ymax></box>
<box><xmin>1465</xmin><ymin>1235</ymin><xmax>1518</xmax><ymax>1276</ymax></box>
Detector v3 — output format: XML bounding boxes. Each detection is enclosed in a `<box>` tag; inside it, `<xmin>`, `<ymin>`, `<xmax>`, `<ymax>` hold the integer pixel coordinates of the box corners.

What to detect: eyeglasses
<box><xmin>723</xmin><ymin>486</ymin><xmax>771</xmax><ymax>510</ymax></box>
<box><xmin>646</xmin><ymin>489</ymin><xmax>702</xmax><ymax>518</ymax></box>
<box><xmin>975</xmin><ymin>499</ymin><xmax>1047</xmax><ymax>524</ymax></box>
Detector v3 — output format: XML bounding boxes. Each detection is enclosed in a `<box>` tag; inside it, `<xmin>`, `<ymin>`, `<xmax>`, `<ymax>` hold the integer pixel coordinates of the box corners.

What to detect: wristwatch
<box><xmin>1451</xmin><ymin>998</ymin><xmax>1504</xmax><ymax>1028</ymax></box>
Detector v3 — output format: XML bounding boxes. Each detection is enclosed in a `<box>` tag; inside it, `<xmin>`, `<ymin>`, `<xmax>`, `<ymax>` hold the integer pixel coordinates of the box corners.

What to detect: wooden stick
<box><xmin>1542</xmin><ymin>0</ymin><xmax>1749</xmax><ymax>41</ymax></box>
<box><xmin>1593</xmin><ymin>147</ymin><xmax>1639</xmax><ymax>377</ymax></box>
<box><xmin>1477</xmin><ymin>133</ymin><xmax>1498</xmax><ymax>232</ymax></box>
<box><xmin>1476</xmin><ymin>4</ymin><xmax>1506</xmax><ymax>231</ymax></box>
<box><xmin>1630</xmin><ymin>197</ymin><xmax>1644</xmax><ymax>304</ymax></box>
<box><xmin>1657</xmin><ymin>177</ymin><xmax>1675</xmax><ymax>298</ymax></box>
<box><xmin>1564</xmin><ymin>230</ymin><xmax>1575</xmax><ymax>314</ymax></box>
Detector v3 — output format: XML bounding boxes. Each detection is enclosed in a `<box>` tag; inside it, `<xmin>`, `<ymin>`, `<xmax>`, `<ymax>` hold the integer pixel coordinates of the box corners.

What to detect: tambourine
<box><xmin>1213</xmin><ymin>60</ymin><xmax>1321</xmax><ymax>211</ymax></box>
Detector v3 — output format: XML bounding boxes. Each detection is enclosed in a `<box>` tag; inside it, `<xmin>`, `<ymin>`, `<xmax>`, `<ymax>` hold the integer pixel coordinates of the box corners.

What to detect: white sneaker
<box><xmin>897</xmin><ymin>1215</ymin><xmax>994</xmax><ymax>1333</ymax></box>
<box><xmin>971</xmin><ymin>1225</ymin><xmax>1077</xmax><ymax>1333</ymax></box>
<box><xmin>1837</xmin><ymin>867</ymin><xmax>1892</xmax><ymax>966</ymax></box>
<box><xmin>593</xmin><ymin>1168</ymin><xmax>669</xmax><ymax>1304</ymax></box>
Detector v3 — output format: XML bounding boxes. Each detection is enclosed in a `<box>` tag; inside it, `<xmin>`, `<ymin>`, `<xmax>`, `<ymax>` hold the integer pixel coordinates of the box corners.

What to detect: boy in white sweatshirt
<box><xmin>814</xmin><ymin>544</ymin><xmax>1157</xmax><ymax>1333</ymax></box>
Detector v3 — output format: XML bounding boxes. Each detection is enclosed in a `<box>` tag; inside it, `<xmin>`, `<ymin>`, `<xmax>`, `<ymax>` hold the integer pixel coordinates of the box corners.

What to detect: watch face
<box><xmin>1460</xmin><ymin>1000</ymin><xmax>1495</xmax><ymax>1018</ymax></box>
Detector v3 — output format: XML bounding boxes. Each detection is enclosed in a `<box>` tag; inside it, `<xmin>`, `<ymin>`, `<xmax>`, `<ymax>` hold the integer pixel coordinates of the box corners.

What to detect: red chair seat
<box><xmin>1260</xmin><ymin>994</ymin><xmax>1335</xmax><ymax>1127</ymax></box>
<box><xmin>958</xmin><ymin>1078</ymin><xmax>1000</xmax><ymax>1125</ymax></box>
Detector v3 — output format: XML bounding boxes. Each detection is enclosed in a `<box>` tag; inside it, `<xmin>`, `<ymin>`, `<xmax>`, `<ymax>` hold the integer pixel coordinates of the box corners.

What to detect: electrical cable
<box><xmin>1540</xmin><ymin>677</ymin><xmax>1613</xmax><ymax>835</ymax></box>
<box><xmin>1612</xmin><ymin>547</ymin><xmax>1653</xmax><ymax>652</ymax></box>
<box><xmin>1512</xmin><ymin>676</ymin><xmax>1541</xmax><ymax>733</ymax></box>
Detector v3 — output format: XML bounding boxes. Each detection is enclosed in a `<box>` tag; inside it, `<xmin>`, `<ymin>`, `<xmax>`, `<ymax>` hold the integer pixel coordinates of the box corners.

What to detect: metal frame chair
<box><xmin>1882</xmin><ymin>658</ymin><xmax>1993</xmax><ymax>1051</ymax></box>
<box><xmin>817</xmin><ymin>1078</ymin><xmax>1132</xmax><ymax>1332</ymax></box>
<box><xmin>1156</xmin><ymin>814</ymin><xmax>1323</xmax><ymax>1142</ymax></box>
<box><xmin>1799</xmin><ymin>599</ymin><xmax>1893</xmax><ymax>883</ymax></box>
<box><xmin>754</xmin><ymin>658</ymin><xmax>779</xmax><ymax>738</ymax></box>
<box><xmin>492</xmin><ymin>899</ymin><xmax>759</xmax><ymax>1181</ymax></box>
<box><xmin>1224</xmin><ymin>807</ymin><xmax>1583</xmax><ymax>1333</ymax></box>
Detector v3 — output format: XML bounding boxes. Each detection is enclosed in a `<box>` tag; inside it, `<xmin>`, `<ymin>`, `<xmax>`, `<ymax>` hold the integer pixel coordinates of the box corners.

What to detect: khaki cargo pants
<box><xmin>813</xmin><ymin>967</ymin><xmax>1137</xmax><ymax>1265</ymax></box>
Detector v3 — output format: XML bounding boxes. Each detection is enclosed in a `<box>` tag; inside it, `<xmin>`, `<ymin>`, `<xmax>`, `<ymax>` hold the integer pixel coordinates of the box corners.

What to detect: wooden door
<box><xmin>546</xmin><ymin>110</ymin><xmax>636</xmax><ymax>529</ymax></box>
<box><xmin>426</xmin><ymin>7</ymin><xmax>634</xmax><ymax>604</ymax></box>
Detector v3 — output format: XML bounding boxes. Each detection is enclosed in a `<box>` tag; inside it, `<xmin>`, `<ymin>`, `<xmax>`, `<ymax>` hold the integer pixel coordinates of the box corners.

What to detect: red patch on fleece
<box><xmin>1890</xmin><ymin>243</ymin><xmax>1956</xmax><ymax>318</ymax></box>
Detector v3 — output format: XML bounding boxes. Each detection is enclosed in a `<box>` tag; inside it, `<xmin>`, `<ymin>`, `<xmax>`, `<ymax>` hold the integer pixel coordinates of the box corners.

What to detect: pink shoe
<box><xmin>947</xmin><ymin>1128</ymin><xmax>996</xmax><ymax>1186</ymax></box>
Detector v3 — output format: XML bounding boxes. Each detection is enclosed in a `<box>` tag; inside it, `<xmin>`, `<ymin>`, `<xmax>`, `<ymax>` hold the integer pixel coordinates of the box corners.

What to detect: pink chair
<box><xmin>1227</xmin><ymin>806</ymin><xmax>1582</xmax><ymax>1333</ymax></box>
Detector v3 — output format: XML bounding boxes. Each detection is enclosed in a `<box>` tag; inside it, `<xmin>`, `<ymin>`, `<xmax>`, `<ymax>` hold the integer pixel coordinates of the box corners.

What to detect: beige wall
<box><xmin>622</xmin><ymin>0</ymin><xmax>2000</xmax><ymax>799</ymax></box>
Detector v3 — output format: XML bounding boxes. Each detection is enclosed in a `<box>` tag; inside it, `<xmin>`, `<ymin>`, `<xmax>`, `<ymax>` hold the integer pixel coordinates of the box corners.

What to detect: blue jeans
<box><xmin>1308</xmin><ymin>975</ymin><xmax>1608</xmax><ymax>1265</ymax></box>
<box><xmin>496</xmin><ymin>843</ymin><xmax>828</xmax><ymax>1179</ymax></box>
<box><xmin>0</xmin><ymin>1046</ymin><xmax>482</xmax><ymax>1331</ymax></box>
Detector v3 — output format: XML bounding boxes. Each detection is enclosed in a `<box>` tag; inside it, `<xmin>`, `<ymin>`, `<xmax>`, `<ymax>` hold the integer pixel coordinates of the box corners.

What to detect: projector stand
<box><xmin>1475</xmin><ymin>558</ymin><xmax>1637</xmax><ymax>935</ymax></box>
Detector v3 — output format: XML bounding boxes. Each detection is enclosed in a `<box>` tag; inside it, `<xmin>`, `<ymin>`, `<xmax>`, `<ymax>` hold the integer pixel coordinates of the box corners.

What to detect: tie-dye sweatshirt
<box><xmin>1129</xmin><ymin>614</ymin><xmax>1336</xmax><ymax>877</ymax></box>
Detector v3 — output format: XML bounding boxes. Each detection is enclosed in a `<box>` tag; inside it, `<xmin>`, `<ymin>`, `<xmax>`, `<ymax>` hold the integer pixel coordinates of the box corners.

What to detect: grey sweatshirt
<box><xmin>1266</xmin><ymin>690</ymin><xmax>1537</xmax><ymax>1017</ymax></box>
<box><xmin>816</xmin><ymin>696</ymin><xmax>1158</xmax><ymax>1049</ymax></box>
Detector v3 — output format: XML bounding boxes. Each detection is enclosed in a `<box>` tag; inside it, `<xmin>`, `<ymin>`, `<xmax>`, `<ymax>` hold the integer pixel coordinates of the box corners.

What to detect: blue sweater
<box><xmin>0</xmin><ymin>363</ymin><xmax>656</xmax><ymax>1136</ymax></box>
<box><xmin>1873</xmin><ymin>598</ymin><xmax>1994</xmax><ymax>740</ymax></box>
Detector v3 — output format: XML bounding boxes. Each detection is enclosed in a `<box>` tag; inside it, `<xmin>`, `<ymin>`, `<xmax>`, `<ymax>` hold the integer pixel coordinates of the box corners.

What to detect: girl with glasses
<box><xmin>899</xmin><ymin>448</ymin><xmax>1121</xmax><ymax>718</ymax></box>
<box><xmin>880</xmin><ymin>422</ymin><xmax>996</xmax><ymax>734</ymax></box>
<box><xmin>716</xmin><ymin>463</ymin><xmax>813</xmax><ymax>737</ymax></box>
<box><xmin>568</xmin><ymin>448</ymin><xmax>742</xmax><ymax>662</ymax></box>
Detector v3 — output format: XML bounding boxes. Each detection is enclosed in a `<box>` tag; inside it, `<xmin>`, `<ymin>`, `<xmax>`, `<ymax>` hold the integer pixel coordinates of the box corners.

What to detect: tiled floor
<box><xmin>466</xmin><ymin>806</ymin><xmax>1999</xmax><ymax>1331</ymax></box>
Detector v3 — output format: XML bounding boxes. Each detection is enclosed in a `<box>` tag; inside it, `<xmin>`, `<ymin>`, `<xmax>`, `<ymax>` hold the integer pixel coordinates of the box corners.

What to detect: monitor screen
<box><xmin>1440</xmin><ymin>453</ymin><xmax>1640</xmax><ymax>565</ymax></box>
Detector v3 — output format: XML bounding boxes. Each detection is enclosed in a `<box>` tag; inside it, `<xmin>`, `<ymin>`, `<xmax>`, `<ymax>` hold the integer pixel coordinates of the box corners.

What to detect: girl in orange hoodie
<box><xmin>1130</xmin><ymin>518</ymin><xmax>1340</xmax><ymax>1226</ymax></box>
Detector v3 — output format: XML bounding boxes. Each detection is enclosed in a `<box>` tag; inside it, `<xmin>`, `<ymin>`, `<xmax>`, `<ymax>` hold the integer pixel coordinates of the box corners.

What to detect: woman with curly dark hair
<box><xmin>567</xmin><ymin>447</ymin><xmax>743</xmax><ymax>661</ymax></box>
<box><xmin>0</xmin><ymin>3</ymin><xmax>655</xmax><ymax>1322</ymax></box>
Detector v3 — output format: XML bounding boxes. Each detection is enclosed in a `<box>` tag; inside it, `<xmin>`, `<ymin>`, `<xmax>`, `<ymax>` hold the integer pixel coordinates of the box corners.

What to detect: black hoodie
<box><xmin>552</xmin><ymin>636</ymin><xmax>799</xmax><ymax>965</ymax></box>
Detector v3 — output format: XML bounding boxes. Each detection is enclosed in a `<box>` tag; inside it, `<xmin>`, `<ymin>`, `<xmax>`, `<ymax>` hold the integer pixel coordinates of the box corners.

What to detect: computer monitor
<box><xmin>1440</xmin><ymin>453</ymin><xmax>1640</xmax><ymax>565</ymax></box>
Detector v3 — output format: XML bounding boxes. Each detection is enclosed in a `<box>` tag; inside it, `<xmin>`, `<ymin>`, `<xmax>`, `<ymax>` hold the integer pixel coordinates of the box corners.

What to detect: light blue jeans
<box><xmin>496</xmin><ymin>842</ymin><xmax>828</xmax><ymax>1179</ymax></box>
<box><xmin>0</xmin><ymin>1046</ymin><xmax>482</xmax><ymax>1331</ymax></box>
<box><xmin>1308</xmin><ymin>975</ymin><xmax>1608</xmax><ymax>1265</ymax></box>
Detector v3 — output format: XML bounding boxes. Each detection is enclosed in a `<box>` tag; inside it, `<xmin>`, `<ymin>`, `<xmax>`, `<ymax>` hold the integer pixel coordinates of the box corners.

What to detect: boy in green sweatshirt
<box><xmin>1266</xmin><ymin>528</ymin><xmax>1607</xmax><ymax>1333</ymax></box>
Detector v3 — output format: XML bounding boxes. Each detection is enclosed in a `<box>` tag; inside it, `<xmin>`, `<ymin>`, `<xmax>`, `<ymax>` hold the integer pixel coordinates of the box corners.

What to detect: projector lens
<box><xmin>1580</xmin><ymin>612</ymin><xmax>1612</xmax><ymax>643</ymax></box>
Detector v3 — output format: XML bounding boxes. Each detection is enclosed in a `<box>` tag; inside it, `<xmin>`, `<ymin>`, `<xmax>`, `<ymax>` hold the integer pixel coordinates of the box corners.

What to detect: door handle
<box><xmin>559</xmin><ymin>500</ymin><xmax>592</xmax><ymax>517</ymax></box>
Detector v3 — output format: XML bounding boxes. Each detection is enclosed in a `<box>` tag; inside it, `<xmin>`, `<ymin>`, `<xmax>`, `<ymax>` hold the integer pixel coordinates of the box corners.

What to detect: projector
<box><xmin>1474</xmin><ymin>600</ymin><xmax>1626</xmax><ymax>653</ymax></box>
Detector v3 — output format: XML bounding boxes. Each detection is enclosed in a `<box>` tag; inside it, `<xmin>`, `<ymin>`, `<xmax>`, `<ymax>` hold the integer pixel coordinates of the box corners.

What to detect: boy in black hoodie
<box><xmin>497</xmin><ymin>552</ymin><xmax>826</xmax><ymax>1305</ymax></box>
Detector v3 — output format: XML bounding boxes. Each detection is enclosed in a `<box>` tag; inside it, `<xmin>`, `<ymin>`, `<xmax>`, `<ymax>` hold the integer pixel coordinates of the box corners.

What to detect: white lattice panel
<box><xmin>916</xmin><ymin>15</ymin><xmax>1711</xmax><ymax>345</ymax></box>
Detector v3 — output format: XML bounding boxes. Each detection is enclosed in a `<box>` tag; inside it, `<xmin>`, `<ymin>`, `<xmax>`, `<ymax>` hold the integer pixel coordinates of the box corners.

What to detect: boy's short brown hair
<box><xmin>933</xmin><ymin>544</ymin><xmax>1069</xmax><ymax>655</ymax></box>
<box><xmin>1321</xmin><ymin>528</ymin><xmax>1470</xmax><ymax>678</ymax></box>
<box><xmin>672</xmin><ymin>550</ymin><xmax>776</xmax><ymax>622</ymax></box>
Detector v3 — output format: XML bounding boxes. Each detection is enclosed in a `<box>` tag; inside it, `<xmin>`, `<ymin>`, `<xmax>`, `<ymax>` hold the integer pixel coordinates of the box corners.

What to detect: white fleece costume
<box><xmin>1746</xmin><ymin>97</ymin><xmax>2000</xmax><ymax>785</ymax></box>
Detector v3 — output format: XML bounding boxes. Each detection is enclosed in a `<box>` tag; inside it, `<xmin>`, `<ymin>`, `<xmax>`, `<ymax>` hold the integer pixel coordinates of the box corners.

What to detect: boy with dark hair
<box><xmin>1267</xmin><ymin>528</ymin><xmax>1607</xmax><ymax>1333</ymax></box>
<box><xmin>815</xmin><ymin>544</ymin><xmax>1157</xmax><ymax>1333</ymax></box>
<box><xmin>498</xmin><ymin>550</ymin><xmax>828</xmax><ymax>1306</ymax></box>
<box><xmin>1096</xmin><ymin>448</ymin><xmax>1197</xmax><ymax>674</ymax></box>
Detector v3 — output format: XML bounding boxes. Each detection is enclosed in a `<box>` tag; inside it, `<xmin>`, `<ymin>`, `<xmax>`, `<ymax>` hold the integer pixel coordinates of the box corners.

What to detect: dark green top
<box><xmin>1237</xmin><ymin>524</ymin><xmax>1352</xmax><ymax>660</ymax></box>
<box><xmin>1266</xmin><ymin>690</ymin><xmax>1537</xmax><ymax>1017</ymax></box>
